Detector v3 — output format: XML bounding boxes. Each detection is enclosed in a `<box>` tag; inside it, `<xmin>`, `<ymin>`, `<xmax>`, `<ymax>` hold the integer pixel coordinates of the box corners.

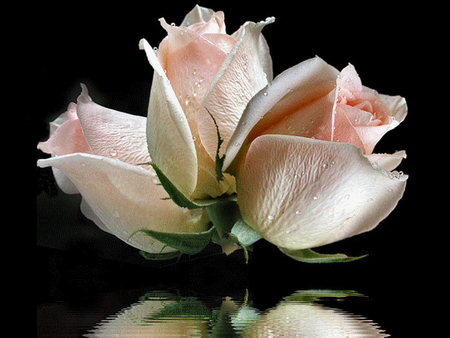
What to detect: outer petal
<box><xmin>237</xmin><ymin>135</ymin><xmax>407</xmax><ymax>250</ymax></box>
<box><xmin>140</xmin><ymin>38</ymin><xmax>198</xmax><ymax>196</ymax></box>
<box><xmin>198</xmin><ymin>17</ymin><xmax>274</xmax><ymax>160</ymax></box>
<box><xmin>37</xmin><ymin>153</ymin><xmax>210</xmax><ymax>253</ymax></box>
<box><xmin>37</xmin><ymin>103</ymin><xmax>90</xmax><ymax>156</ymax></box>
<box><xmin>224</xmin><ymin>57</ymin><xmax>339</xmax><ymax>170</ymax></box>
<box><xmin>365</xmin><ymin>150</ymin><xmax>407</xmax><ymax>171</ymax></box>
<box><xmin>76</xmin><ymin>85</ymin><xmax>151</xmax><ymax>165</ymax></box>
<box><xmin>156</xmin><ymin>18</ymin><xmax>234</xmax><ymax>133</ymax></box>
<box><xmin>180</xmin><ymin>5</ymin><xmax>215</xmax><ymax>27</ymax></box>
<box><xmin>333</xmin><ymin>64</ymin><xmax>407</xmax><ymax>154</ymax></box>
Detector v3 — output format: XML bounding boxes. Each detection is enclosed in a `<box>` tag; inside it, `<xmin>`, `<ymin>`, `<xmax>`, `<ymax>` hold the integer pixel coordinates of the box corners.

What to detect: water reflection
<box><xmin>85</xmin><ymin>290</ymin><xmax>388</xmax><ymax>337</ymax></box>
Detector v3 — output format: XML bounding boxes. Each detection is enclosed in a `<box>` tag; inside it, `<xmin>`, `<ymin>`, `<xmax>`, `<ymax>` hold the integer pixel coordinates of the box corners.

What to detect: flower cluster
<box><xmin>38</xmin><ymin>5</ymin><xmax>407</xmax><ymax>263</ymax></box>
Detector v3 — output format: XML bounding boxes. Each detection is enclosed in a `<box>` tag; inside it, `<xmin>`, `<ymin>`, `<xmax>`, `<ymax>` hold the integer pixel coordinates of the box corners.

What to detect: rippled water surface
<box><xmin>38</xmin><ymin>288</ymin><xmax>389</xmax><ymax>337</ymax></box>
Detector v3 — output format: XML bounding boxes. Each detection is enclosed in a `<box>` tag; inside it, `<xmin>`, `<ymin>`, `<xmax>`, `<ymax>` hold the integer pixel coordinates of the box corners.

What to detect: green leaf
<box><xmin>139</xmin><ymin>250</ymin><xmax>182</xmax><ymax>261</ymax></box>
<box><xmin>135</xmin><ymin>227</ymin><xmax>216</xmax><ymax>255</ymax></box>
<box><xmin>148</xmin><ymin>161</ymin><xmax>237</xmax><ymax>209</ymax></box>
<box><xmin>279</xmin><ymin>247</ymin><xmax>367</xmax><ymax>263</ymax></box>
<box><xmin>205</xmin><ymin>108</ymin><xmax>225</xmax><ymax>183</ymax></box>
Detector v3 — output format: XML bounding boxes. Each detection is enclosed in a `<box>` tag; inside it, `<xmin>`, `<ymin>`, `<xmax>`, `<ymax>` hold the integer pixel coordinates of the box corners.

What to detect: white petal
<box><xmin>224</xmin><ymin>57</ymin><xmax>339</xmax><ymax>170</ymax></box>
<box><xmin>77</xmin><ymin>84</ymin><xmax>151</xmax><ymax>165</ymax></box>
<box><xmin>38</xmin><ymin>153</ymin><xmax>209</xmax><ymax>253</ymax></box>
<box><xmin>199</xmin><ymin>18</ymin><xmax>273</xmax><ymax>160</ymax></box>
<box><xmin>180</xmin><ymin>5</ymin><xmax>215</xmax><ymax>27</ymax></box>
<box><xmin>378</xmin><ymin>93</ymin><xmax>408</xmax><ymax>129</ymax></box>
<box><xmin>237</xmin><ymin>135</ymin><xmax>407</xmax><ymax>250</ymax></box>
<box><xmin>365</xmin><ymin>150</ymin><xmax>407</xmax><ymax>171</ymax></box>
<box><xmin>140</xmin><ymin>39</ymin><xmax>198</xmax><ymax>196</ymax></box>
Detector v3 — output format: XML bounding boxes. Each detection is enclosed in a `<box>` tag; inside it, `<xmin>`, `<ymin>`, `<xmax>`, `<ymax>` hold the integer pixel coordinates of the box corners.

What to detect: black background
<box><xmin>34</xmin><ymin>1</ymin><xmax>439</xmax><ymax>336</ymax></box>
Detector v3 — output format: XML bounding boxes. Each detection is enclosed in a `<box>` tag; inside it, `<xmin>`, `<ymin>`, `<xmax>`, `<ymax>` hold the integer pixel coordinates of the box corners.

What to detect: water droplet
<box><xmin>285</xmin><ymin>230</ymin><xmax>291</xmax><ymax>234</ymax></box>
<box><xmin>153</xmin><ymin>47</ymin><xmax>158</xmax><ymax>53</ymax></box>
<box><xmin>295</xmin><ymin>210</ymin><xmax>302</xmax><ymax>215</ymax></box>
<box><xmin>170</xmin><ymin>22</ymin><xmax>176</xmax><ymax>26</ymax></box>
<box><xmin>112</xmin><ymin>210</ymin><xmax>120</xmax><ymax>218</ymax></box>
<box><xmin>109</xmin><ymin>149</ymin><xmax>117</xmax><ymax>157</ymax></box>
<box><xmin>263</xmin><ymin>91</ymin><xmax>268</xmax><ymax>96</ymax></box>
<box><xmin>313</xmin><ymin>196</ymin><xmax>319</xmax><ymax>200</ymax></box>
<box><xmin>185</xmin><ymin>95</ymin><xmax>191</xmax><ymax>105</ymax></box>
<box><xmin>268</xmin><ymin>215</ymin><xmax>274</xmax><ymax>221</ymax></box>
<box><xmin>322</xmin><ymin>163</ymin><xmax>329</xmax><ymax>169</ymax></box>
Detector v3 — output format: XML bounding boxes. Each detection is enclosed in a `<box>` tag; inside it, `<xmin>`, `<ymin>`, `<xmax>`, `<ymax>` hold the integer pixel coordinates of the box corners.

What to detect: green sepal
<box><xmin>206</xmin><ymin>201</ymin><xmax>262</xmax><ymax>263</ymax></box>
<box><xmin>206</xmin><ymin>200</ymin><xmax>241</xmax><ymax>237</ymax></box>
<box><xmin>134</xmin><ymin>227</ymin><xmax>216</xmax><ymax>255</ymax></box>
<box><xmin>279</xmin><ymin>247</ymin><xmax>367</xmax><ymax>263</ymax></box>
<box><xmin>145</xmin><ymin>161</ymin><xmax>236</xmax><ymax>209</ymax></box>
<box><xmin>230</xmin><ymin>219</ymin><xmax>262</xmax><ymax>247</ymax></box>
<box><xmin>205</xmin><ymin>108</ymin><xmax>225</xmax><ymax>183</ymax></box>
<box><xmin>139</xmin><ymin>250</ymin><xmax>182</xmax><ymax>261</ymax></box>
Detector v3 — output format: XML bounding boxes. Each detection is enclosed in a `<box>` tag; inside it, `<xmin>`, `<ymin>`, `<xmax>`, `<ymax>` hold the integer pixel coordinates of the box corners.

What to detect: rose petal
<box><xmin>365</xmin><ymin>150</ymin><xmax>406</xmax><ymax>171</ymax></box>
<box><xmin>76</xmin><ymin>84</ymin><xmax>151</xmax><ymax>165</ymax></box>
<box><xmin>140</xmin><ymin>38</ymin><xmax>198</xmax><ymax>196</ymax></box>
<box><xmin>37</xmin><ymin>103</ymin><xmax>90</xmax><ymax>156</ymax></box>
<box><xmin>333</xmin><ymin>64</ymin><xmax>407</xmax><ymax>153</ymax></box>
<box><xmin>224</xmin><ymin>57</ymin><xmax>339</xmax><ymax>170</ymax></box>
<box><xmin>37</xmin><ymin>153</ymin><xmax>210</xmax><ymax>253</ymax></box>
<box><xmin>199</xmin><ymin>18</ymin><xmax>274</xmax><ymax>160</ymax></box>
<box><xmin>237</xmin><ymin>135</ymin><xmax>407</xmax><ymax>250</ymax></box>
<box><xmin>180</xmin><ymin>5</ymin><xmax>216</xmax><ymax>28</ymax></box>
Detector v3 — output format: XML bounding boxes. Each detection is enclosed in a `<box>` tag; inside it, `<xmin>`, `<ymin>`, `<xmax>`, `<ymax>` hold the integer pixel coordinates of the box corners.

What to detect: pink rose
<box><xmin>225</xmin><ymin>57</ymin><xmax>407</xmax><ymax>251</ymax></box>
<box><xmin>38</xmin><ymin>6</ymin><xmax>408</xmax><ymax>261</ymax></box>
<box><xmin>37</xmin><ymin>85</ymin><xmax>211</xmax><ymax>254</ymax></box>
<box><xmin>139</xmin><ymin>5</ymin><xmax>273</xmax><ymax>199</ymax></box>
<box><xmin>37</xmin><ymin>5</ymin><xmax>273</xmax><ymax>255</ymax></box>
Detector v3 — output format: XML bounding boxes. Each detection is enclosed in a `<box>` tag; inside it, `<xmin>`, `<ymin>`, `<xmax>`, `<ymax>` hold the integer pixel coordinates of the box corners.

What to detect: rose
<box><xmin>139</xmin><ymin>5</ymin><xmax>273</xmax><ymax>200</ymax></box>
<box><xmin>223</xmin><ymin>57</ymin><xmax>408</xmax><ymax>253</ymax></box>
<box><xmin>37</xmin><ymin>85</ymin><xmax>210</xmax><ymax>255</ymax></box>
<box><xmin>37</xmin><ymin>6</ymin><xmax>273</xmax><ymax>256</ymax></box>
<box><xmin>38</xmin><ymin>6</ymin><xmax>408</xmax><ymax>262</ymax></box>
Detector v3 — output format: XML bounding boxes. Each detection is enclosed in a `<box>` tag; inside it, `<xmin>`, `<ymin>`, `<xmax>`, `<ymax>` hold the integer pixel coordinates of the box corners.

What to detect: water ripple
<box><xmin>85</xmin><ymin>290</ymin><xmax>389</xmax><ymax>337</ymax></box>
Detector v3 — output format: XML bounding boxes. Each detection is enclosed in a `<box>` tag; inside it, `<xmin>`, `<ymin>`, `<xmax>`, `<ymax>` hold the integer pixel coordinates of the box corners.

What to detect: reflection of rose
<box><xmin>242</xmin><ymin>302</ymin><xmax>388</xmax><ymax>337</ymax></box>
<box><xmin>85</xmin><ymin>290</ymin><xmax>388</xmax><ymax>337</ymax></box>
<box><xmin>242</xmin><ymin>291</ymin><xmax>388</xmax><ymax>337</ymax></box>
<box><xmin>85</xmin><ymin>293</ymin><xmax>211</xmax><ymax>337</ymax></box>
